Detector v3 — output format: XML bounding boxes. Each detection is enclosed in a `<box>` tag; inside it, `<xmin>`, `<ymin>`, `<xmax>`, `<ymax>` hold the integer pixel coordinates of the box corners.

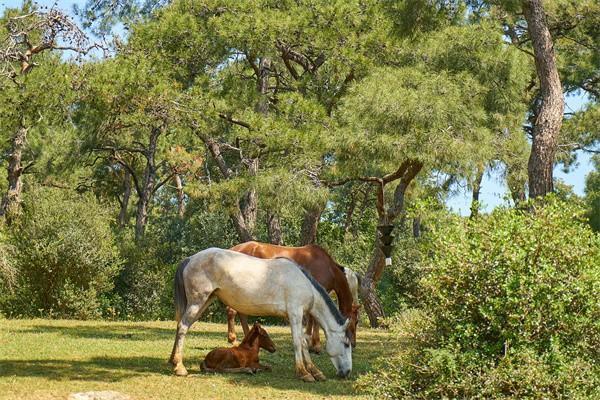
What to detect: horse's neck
<box><xmin>309</xmin><ymin>288</ymin><xmax>342</xmax><ymax>337</ymax></box>
<box><xmin>331</xmin><ymin>270</ymin><xmax>353</xmax><ymax>315</ymax></box>
<box><xmin>240</xmin><ymin>331</ymin><xmax>259</xmax><ymax>350</ymax></box>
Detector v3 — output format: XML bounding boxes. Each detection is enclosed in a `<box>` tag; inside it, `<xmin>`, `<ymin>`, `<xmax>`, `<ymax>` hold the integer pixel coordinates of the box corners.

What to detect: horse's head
<box><xmin>346</xmin><ymin>304</ymin><xmax>361</xmax><ymax>348</ymax></box>
<box><xmin>326</xmin><ymin>319</ymin><xmax>352</xmax><ymax>378</ymax></box>
<box><xmin>254</xmin><ymin>322</ymin><xmax>276</xmax><ymax>353</ymax></box>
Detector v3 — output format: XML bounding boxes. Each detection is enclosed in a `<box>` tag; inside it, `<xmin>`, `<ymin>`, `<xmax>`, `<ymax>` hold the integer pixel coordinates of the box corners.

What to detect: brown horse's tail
<box><xmin>174</xmin><ymin>258</ymin><xmax>190</xmax><ymax>322</ymax></box>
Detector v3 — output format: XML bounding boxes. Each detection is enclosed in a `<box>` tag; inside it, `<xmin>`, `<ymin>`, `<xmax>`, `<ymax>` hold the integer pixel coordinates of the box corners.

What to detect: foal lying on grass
<box><xmin>201</xmin><ymin>322</ymin><xmax>276</xmax><ymax>374</ymax></box>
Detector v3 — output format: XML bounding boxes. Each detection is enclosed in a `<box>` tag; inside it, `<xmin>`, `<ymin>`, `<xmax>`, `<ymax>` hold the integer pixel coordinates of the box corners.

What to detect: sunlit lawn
<box><xmin>0</xmin><ymin>319</ymin><xmax>390</xmax><ymax>399</ymax></box>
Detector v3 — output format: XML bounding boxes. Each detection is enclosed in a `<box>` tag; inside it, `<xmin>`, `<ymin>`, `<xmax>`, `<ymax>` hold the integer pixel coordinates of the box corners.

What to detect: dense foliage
<box><xmin>358</xmin><ymin>198</ymin><xmax>600</xmax><ymax>399</ymax></box>
<box><xmin>1</xmin><ymin>188</ymin><xmax>122</xmax><ymax>319</ymax></box>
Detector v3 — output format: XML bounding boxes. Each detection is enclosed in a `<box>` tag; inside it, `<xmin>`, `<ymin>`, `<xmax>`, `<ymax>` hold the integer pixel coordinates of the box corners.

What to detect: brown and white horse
<box><xmin>169</xmin><ymin>248</ymin><xmax>352</xmax><ymax>381</ymax></box>
<box><xmin>227</xmin><ymin>241</ymin><xmax>360</xmax><ymax>353</ymax></box>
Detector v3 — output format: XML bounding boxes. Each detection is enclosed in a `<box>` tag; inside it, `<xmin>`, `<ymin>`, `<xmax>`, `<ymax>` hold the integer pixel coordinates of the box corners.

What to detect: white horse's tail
<box><xmin>174</xmin><ymin>257</ymin><xmax>190</xmax><ymax>322</ymax></box>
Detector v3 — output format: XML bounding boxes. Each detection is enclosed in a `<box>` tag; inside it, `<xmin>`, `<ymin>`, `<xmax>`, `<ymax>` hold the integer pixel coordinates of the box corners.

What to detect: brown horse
<box><xmin>201</xmin><ymin>322</ymin><xmax>276</xmax><ymax>374</ymax></box>
<box><xmin>227</xmin><ymin>241</ymin><xmax>359</xmax><ymax>353</ymax></box>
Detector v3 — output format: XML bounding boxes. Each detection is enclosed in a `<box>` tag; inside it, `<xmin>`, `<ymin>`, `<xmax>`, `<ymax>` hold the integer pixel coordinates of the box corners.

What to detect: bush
<box><xmin>113</xmin><ymin>206</ymin><xmax>239</xmax><ymax>320</ymax></box>
<box><xmin>1</xmin><ymin>187</ymin><xmax>122</xmax><ymax>319</ymax></box>
<box><xmin>358</xmin><ymin>197</ymin><xmax>600</xmax><ymax>399</ymax></box>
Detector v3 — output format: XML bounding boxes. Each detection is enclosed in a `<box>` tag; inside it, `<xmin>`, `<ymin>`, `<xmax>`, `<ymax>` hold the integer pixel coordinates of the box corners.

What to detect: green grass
<box><xmin>0</xmin><ymin>319</ymin><xmax>390</xmax><ymax>399</ymax></box>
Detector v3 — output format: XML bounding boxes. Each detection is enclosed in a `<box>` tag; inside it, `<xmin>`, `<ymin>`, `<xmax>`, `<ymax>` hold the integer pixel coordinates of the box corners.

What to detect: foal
<box><xmin>201</xmin><ymin>322</ymin><xmax>276</xmax><ymax>374</ymax></box>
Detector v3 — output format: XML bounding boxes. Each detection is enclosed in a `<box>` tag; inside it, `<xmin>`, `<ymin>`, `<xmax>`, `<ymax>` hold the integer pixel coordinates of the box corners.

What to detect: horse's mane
<box><xmin>273</xmin><ymin>257</ymin><xmax>346</xmax><ymax>327</ymax></box>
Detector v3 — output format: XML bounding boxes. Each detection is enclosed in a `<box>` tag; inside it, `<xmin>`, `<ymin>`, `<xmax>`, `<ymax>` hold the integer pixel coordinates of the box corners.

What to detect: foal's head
<box><xmin>244</xmin><ymin>322</ymin><xmax>276</xmax><ymax>353</ymax></box>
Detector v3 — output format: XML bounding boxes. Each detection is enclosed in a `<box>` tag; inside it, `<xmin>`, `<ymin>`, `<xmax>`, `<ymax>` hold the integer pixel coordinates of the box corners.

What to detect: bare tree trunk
<box><xmin>300</xmin><ymin>205</ymin><xmax>323</xmax><ymax>245</ymax></box>
<box><xmin>359</xmin><ymin>160</ymin><xmax>423</xmax><ymax>327</ymax></box>
<box><xmin>239</xmin><ymin>158</ymin><xmax>258</xmax><ymax>238</ymax></box>
<box><xmin>343</xmin><ymin>190</ymin><xmax>357</xmax><ymax>234</ymax></box>
<box><xmin>135</xmin><ymin>128</ymin><xmax>160</xmax><ymax>241</ymax></box>
<box><xmin>412</xmin><ymin>217</ymin><xmax>421</xmax><ymax>238</ymax></box>
<box><xmin>0</xmin><ymin>125</ymin><xmax>28</xmax><ymax>224</ymax></box>
<box><xmin>174</xmin><ymin>174</ymin><xmax>185</xmax><ymax>218</ymax></box>
<box><xmin>523</xmin><ymin>0</ymin><xmax>564</xmax><ymax>198</ymax></box>
<box><xmin>118</xmin><ymin>169</ymin><xmax>132</xmax><ymax>228</ymax></box>
<box><xmin>360</xmin><ymin>234</ymin><xmax>387</xmax><ymax>327</ymax></box>
<box><xmin>256</xmin><ymin>57</ymin><xmax>272</xmax><ymax>114</ymax></box>
<box><xmin>470</xmin><ymin>167</ymin><xmax>484</xmax><ymax>218</ymax></box>
<box><xmin>266</xmin><ymin>213</ymin><xmax>283</xmax><ymax>245</ymax></box>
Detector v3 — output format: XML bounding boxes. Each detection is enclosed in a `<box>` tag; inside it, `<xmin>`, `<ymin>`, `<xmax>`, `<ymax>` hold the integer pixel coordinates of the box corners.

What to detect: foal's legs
<box><xmin>170</xmin><ymin>293</ymin><xmax>214</xmax><ymax>376</ymax></box>
<box><xmin>290</xmin><ymin>313</ymin><xmax>314</xmax><ymax>382</ymax></box>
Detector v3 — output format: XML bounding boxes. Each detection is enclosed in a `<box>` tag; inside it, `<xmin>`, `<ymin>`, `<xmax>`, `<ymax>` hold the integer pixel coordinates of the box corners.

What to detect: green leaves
<box><xmin>359</xmin><ymin>197</ymin><xmax>600</xmax><ymax>398</ymax></box>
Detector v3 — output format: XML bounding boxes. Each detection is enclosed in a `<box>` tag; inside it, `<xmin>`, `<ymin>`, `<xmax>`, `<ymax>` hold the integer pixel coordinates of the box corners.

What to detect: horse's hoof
<box><xmin>174</xmin><ymin>366</ymin><xmax>189</xmax><ymax>376</ymax></box>
<box><xmin>312</xmin><ymin>371</ymin><xmax>327</xmax><ymax>381</ymax></box>
<box><xmin>300</xmin><ymin>373</ymin><xmax>315</xmax><ymax>382</ymax></box>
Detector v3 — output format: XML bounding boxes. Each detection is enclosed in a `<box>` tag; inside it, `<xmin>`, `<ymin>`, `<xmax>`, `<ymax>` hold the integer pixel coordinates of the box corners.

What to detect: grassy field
<box><xmin>0</xmin><ymin>319</ymin><xmax>390</xmax><ymax>399</ymax></box>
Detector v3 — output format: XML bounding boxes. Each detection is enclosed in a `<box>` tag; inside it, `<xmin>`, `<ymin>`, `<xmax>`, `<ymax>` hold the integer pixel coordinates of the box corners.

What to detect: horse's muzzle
<box><xmin>337</xmin><ymin>369</ymin><xmax>351</xmax><ymax>379</ymax></box>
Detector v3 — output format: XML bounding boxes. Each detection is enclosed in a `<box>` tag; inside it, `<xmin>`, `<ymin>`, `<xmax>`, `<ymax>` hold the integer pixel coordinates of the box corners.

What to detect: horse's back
<box><xmin>184</xmin><ymin>248</ymin><xmax>313</xmax><ymax>317</ymax></box>
<box><xmin>231</xmin><ymin>241</ymin><xmax>339</xmax><ymax>291</ymax></box>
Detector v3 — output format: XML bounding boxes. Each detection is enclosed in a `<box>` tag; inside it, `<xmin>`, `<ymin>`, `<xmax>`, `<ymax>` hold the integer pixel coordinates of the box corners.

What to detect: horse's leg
<box><xmin>290</xmin><ymin>313</ymin><xmax>315</xmax><ymax>382</ymax></box>
<box><xmin>226</xmin><ymin>306</ymin><xmax>238</xmax><ymax>344</ymax></box>
<box><xmin>239</xmin><ymin>313</ymin><xmax>250</xmax><ymax>336</ymax></box>
<box><xmin>201</xmin><ymin>364</ymin><xmax>254</xmax><ymax>374</ymax></box>
<box><xmin>306</xmin><ymin>316</ymin><xmax>322</xmax><ymax>354</ymax></box>
<box><xmin>310</xmin><ymin>319</ymin><xmax>322</xmax><ymax>354</ymax></box>
<box><xmin>217</xmin><ymin>367</ymin><xmax>255</xmax><ymax>374</ymax></box>
<box><xmin>171</xmin><ymin>294</ymin><xmax>214</xmax><ymax>376</ymax></box>
<box><xmin>257</xmin><ymin>363</ymin><xmax>272</xmax><ymax>371</ymax></box>
<box><xmin>301</xmin><ymin>339</ymin><xmax>326</xmax><ymax>381</ymax></box>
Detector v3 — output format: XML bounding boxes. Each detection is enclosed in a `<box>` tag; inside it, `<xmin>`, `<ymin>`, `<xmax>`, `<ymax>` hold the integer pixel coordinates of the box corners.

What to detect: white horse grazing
<box><xmin>168</xmin><ymin>248</ymin><xmax>353</xmax><ymax>381</ymax></box>
<box><xmin>344</xmin><ymin>267</ymin><xmax>361</xmax><ymax>305</ymax></box>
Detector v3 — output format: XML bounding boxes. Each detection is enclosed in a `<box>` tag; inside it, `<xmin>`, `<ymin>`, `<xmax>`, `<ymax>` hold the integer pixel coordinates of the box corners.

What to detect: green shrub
<box><xmin>358</xmin><ymin>197</ymin><xmax>600</xmax><ymax>399</ymax></box>
<box><xmin>113</xmin><ymin>206</ymin><xmax>239</xmax><ymax>320</ymax></box>
<box><xmin>1</xmin><ymin>187</ymin><xmax>122</xmax><ymax>319</ymax></box>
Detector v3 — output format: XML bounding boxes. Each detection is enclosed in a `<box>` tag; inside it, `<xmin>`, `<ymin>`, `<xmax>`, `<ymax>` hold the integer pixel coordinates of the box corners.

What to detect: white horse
<box><xmin>168</xmin><ymin>248</ymin><xmax>353</xmax><ymax>381</ymax></box>
<box><xmin>344</xmin><ymin>267</ymin><xmax>361</xmax><ymax>305</ymax></box>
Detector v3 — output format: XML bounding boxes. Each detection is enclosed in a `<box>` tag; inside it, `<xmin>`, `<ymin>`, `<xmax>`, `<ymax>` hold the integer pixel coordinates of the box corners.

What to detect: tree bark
<box><xmin>412</xmin><ymin>217</ymin><xmax>421</xmax><ymax>238</ymax></box>
<box><xmin>174</xmin><ymin>173</ymin><xmax>185</xmax><ymax>218</ymax></box>
<box><xmin>343</xmin><ymin>190</ymin><xmax>357</xmax><ymax>235</ymax></box>
<box><xmin>135</xmin><ymin>127</ymin><xmax>160</xmax><ymax>241</ymax></box>
<box><xmin>256</xmin><ymin>57</ymin><xmax>272</xmax><ymax>114</ymax></box>
<box><xmin>118</xmin><ymin>169</ymin><xmax>132</xmax><ymax>228</ymax></box>
<box><xmin>522</xmin><ymin>0</ymin><xmax>564</xmax><ymax>198</ymax></box>
<box><xmin>199</xmin><ymin>133</ymin><xmax>257</xmax><ymax>242</ymax></box>
<box><xmin>266</xmin><ymin>212</ymin><xmax>283</xmax><ymax>245</ymax></box>
<box><xmin>359</xmin><ymin>160</ymin><xmax>423</xmax><ymax>327</ymax></box>
<box><xmin>0</xmin><ymin>125</ymin><xmax>28</xmax><ymax>224</ymax></box>
<box><xmin>470</xmin><ymin>167</ymin><xmax>484</xmax><ymax>218</ymax></box>
<box><xmin>239</xmin><ymin>158</ymin><xmax>258</xmax><ymax>238</ymax></box>
<box><xmin>300</xmin><ymin>205</ymin><xmax>323</xmax><ymax>245</ymax></box>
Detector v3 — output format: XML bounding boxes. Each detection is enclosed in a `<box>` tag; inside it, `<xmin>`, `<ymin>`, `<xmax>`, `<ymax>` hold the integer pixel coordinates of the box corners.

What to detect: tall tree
<box><xmin>0</xmin><ymin>6</ymin><xmax>91</xmax><ymax>223</ymax></box>
<box><xmin>333</xmin><ymin>22</ymin><xmax>529</xmax><ymax>326</ymax></box>
<box><xmin>521</xmin><ymin>0</ymin><xmax>564</xmax><ymax>198</ymax></box>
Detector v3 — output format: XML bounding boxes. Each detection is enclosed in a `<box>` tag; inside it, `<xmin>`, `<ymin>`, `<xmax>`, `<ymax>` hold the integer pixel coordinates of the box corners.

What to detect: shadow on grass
<box><xmin>0</xmin><ymin>356</ymin><xmax>170</xmax><ymax>382</ymax></box>
<box><xmin>16</xmin><ymin>323</ymin><xmax>291</xmax><ymax>344</ymax></box>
